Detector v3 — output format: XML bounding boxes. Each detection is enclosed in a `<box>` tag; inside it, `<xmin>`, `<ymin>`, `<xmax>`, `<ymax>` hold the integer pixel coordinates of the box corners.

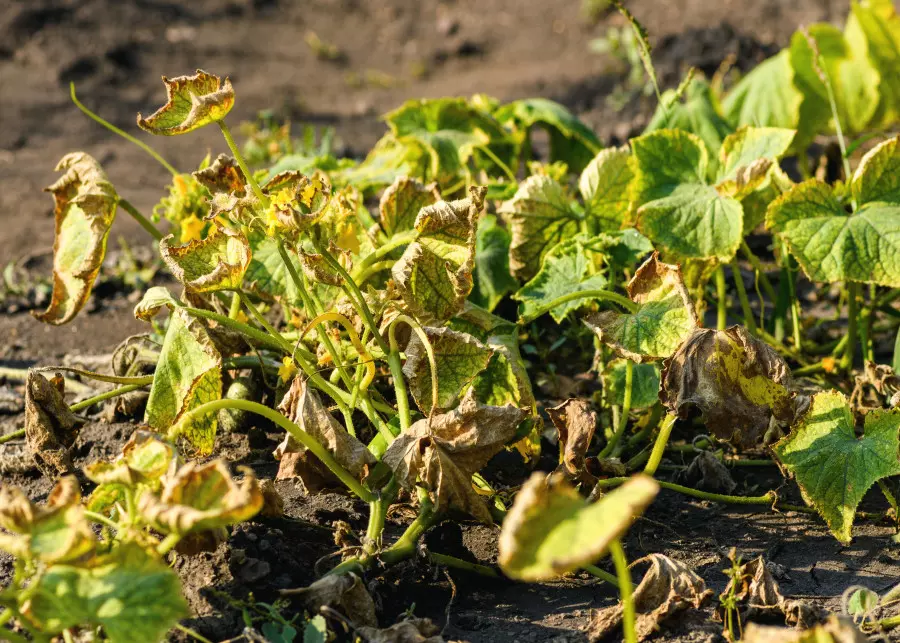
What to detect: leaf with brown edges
<box><xmin>160</xmin><ymin>222</ymin><xmax>251</xmax><ymax>292</ymax></box>
<box><xmin>137</xmin><ymin>70</ymin><xmax>234</xmax><ymax>135</ymax></box>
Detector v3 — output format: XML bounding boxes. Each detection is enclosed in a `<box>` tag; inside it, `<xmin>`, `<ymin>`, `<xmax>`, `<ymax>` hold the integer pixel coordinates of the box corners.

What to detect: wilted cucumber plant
<box><xmin>2</xmin><ymin>0</ymin><xmax>900</xmax><ymax>640</ymax></box>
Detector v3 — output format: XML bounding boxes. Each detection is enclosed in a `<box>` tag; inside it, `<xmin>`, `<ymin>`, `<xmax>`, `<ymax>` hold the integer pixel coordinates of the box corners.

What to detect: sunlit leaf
<box><xmin>743</xmin><ymin>615</ymin><xmax>867</xmax><ymax>643</ymax></box>
<box><xmin>498</xmin><ymin>473</ymin><xmax>658</xmax><ymax>581</ymax></box>
<box><xmin>160</xmin><ymin>222</ymin><xmax>251</xmax><ymax>292</ymax></box>
<box><xmin>146</xmin><ymin>308</ymin><xmax>222</xmax><ymax>455</ymax></box>
<box><xmin>84</xmin><ymin>431</ymin><xmax>178</xmax><ymax>489</ymax></box>
<box><xmin>33</xmin><ymin>153</ymin><xmax>117</xmax><ymax>325</ymax></box>
<box><xmin>332</xmin><ymin>134</ymin><xmax>431</xmax><ymax>192</ymax></box>
<box><xmin>379</xmin><ymin>175</ymin><xmax>440</xmax><ymax>237</ymax></box>
<box><xmin>244</xmin><ymin>231</ymin><xmax>303</xmax><ymax>306</ymax></box>
<box><xmin>716</xmin><ymin>127</ymin><xmax>796</xmax><ymax>199</ymax></box>
<box><xmin>578</xmin><ymin>146</ymin><xmax>635</xmax><ymax>231</ymax></box>
<box><xmin>547</xmin><ymin>399</ymin><xmax>597</xmax><ymax>479</ymax></box>
<box><xmin>192</xmin><ymin>153</ymin><xmax>247</xmax><ymax>196</ymax></box>
<box><xmin>722</xmin><ymin>51</ymin><xmax>804</xmax><ymax>139</ymax></box>
<box><xmin>470</xmin><ymin>214</ymin><xmax>517</xmax><ymax>312</ymax></box>
<box><xmin>134</xmin><ymin>285</ymin><xmax>179</xmax><ymax>321</ymax></box>
<box><xmin>773</xmin><ymin>390</ymin><xmax>900</xmax><ymax>544</ymax></box>
<box><xmin>137</xmin><ymin>69</ymin><xmax>234</xmax><ymax>135</ymax></box>
<box><xmin>844</xmin><ymin>0</ymin><xmax>900</xmax><ymax>129</ymax></box>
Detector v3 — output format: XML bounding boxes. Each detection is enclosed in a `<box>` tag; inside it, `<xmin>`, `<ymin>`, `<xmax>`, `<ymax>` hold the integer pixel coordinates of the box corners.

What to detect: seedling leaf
<box><xmin>137</xmin><ymin>69</ymin><xmax>234</xmax><ymax>135</ymax></box>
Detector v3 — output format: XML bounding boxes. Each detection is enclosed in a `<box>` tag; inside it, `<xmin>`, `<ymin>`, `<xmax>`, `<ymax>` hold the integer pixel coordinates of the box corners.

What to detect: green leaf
<box><xmin>645</xmin><ymin>77</ymin><xmax>735</xmax><ymax>160</ymax></box>
<box><xmin>722</xmin><ymin>51</ymin><xmax>803</xmax><ymax>136</ymax></box>
<box><xmin>137</xmin><ymin>69</ymin><xmax>234</xmax><ymax>135</ymax></box>
<box><xmin>603</xmin><ymin>359</ymin><xmax>660</xmax><ymax>409</ymax></box>
<box><xmin>773</xmin><ymin>390</ymin><xmax>900</xmax><ymax>544</ymax></box>
<box><xmin>579</xmin><ymin>146</ymin><xmax>635</xmax><ymax>231</ymax></box>
<box><xmin>332</xmin><ymin>134</ymin><xmax>431</xmax><ymax>192</ymax></box>
<box><xmin>498</xmin><ymin>473</ymin><xmax>659</xmax><ymax>581</ymax></box>
<box><xmin>402</xmin><ymin>326</ymin><xmax>494</xmax><ymax>414</ymax></box>
<box><xmin>134</xmin><ymin>286</ymin><xmax>179</xmax><ymax>321</ymax></box>
<box><xmin>33</xmin><ymin>153</ymin><xmax>117</xmax><ymax>325</ymax></box>
<box><xmin>513</xmin><ymin>235</ymin><xmax>609</xmax><ymax>323</ymax></box>
<box><xmin>160</xmin><ymin>222</ymin><xmax>251</xmax><ymax>293</ymax></box>
<box><xmin>28</xmin><ymin>543</ymin><xmax>188</xmax><ymax>643</ymax></box>
<box><xmin>499</xmin><ymin>175</ymin><xmax>582</xmax><ymax>281</ymax></box>
<box><xmin>494</xmin><ymin>98</ymin><xmax>602</xmax><ymax>173</ymax></box>
<box><xmin>470</xmin><ymin>214</ymin><xmax>518</xmax><ymax>312</ymax></box>
<box><xmin>590</xmin><ymin>228</ymin><xmax>655</xmax><ymax>277</ymax></box>
<box><xmin>716</xmin><ymin>127</ymin><xmax>796</xmax><ymax>198</ymax></box>
<box><xmin>631</xmin><ymin>129</ymin><xmax>708</xmax><ymax>203</ymax></box>
<box><xmin>303</xmin><ymin>615</ymin><xmax>329</xmax><ymax>643</ymax></box>
<box><xmin>244</xmin><ymin>232</ymin><xmax>303</xmax><ymax>306</ymax></box>
<box><xmin>851</xmin><ymin>135</ymin><xmax>900</xmax><ymax>205</ymax></box>
<box><xmin>392</xmin><ymin>186</ymin><xmax>485</xmax><ymax>323</ymax></box>
<box><xmin>584</xmin><ymin>253</ymin><xmax>698</xmax><ymax>362</ymax></box>
<box><xmin>379</xmin><ymin>175</ymin><xmax>440</xmax><ymax>237</ymax></box>
<box><xmin>845</xmin><ymin>0</ymin><xmax>900</xmax><ymax>129</ymax></box>
<box><xmin>145</xmin><ymin>308</ymin><xmax>222</xmax><ymax>455</ymax></box>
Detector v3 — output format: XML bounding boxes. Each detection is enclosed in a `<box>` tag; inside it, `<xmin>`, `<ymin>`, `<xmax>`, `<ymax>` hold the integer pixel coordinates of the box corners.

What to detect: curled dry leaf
<box><xmin>0</xmin><ymin>476</ymin><xmax>95</xmax><ymax>564</ymax></box>
<box><xmin>160</xmin><ymin>222</ymin><xmax>251</xmax><ymax>292</ymax></box>
<box><xmin>133</xmin><ymin>286</ymin><xmax>179</xmax><ymax>321</ymax></box>
<box><xmin>584</xmin><ymin>253</ymin><xmax>698</xmax><ymax>363</ymax></box>
<box><xmin>382</xmin><ymin>389</ymin><xmax>526</xmax><ymax>523</ymax></box>
<box><xmin>718</xmin><ymin>555</ymin><xmax>821</xmax><ymax>630</ymax></box>
<box><xmin>25</xmin><ymin>371</ymin><xmax>83</xmax><ymax>478</ymax></box>
<box><xmin>84</xmin><ymin>430</ymin><xmax>178</xmax><ymax>489</ymax></box>
<box><xmin>498</xmin><ymin>473</ymin><xmax>659</xmax><ymax>581</ymax></box>
<box><xmin>675</xmin><ymin>450</ymin><xmax>737</xmax><ymax>494</ymax></box>
<box><xmin>589</xmin><ymin>554</ymin><xmax>712</xmax><ymax>642</ymax></box>
<box><xmin>392</xmin><ymin>185</ymin><xmax>486</xmax><ymax>323</ymax></box>
<box><xmin>192</xmin><ymin>153</ymin><xmax>247</xmax><ymax>196</ymax></box>
<box><xmin>275</xmin><ymin>377</ymin><xmax>375</xmax><ymax>491</ymax></box>
<box><xmin>299</xmin><ymin>243</ymin><xmax>352</xmax><ymax>287</ymax></box>
<box><xmin>742</xmin><ymin>616</ymin><xmax>866</xmax><ymax>643</ymax></box>
<box><xmin>660</xmin><ymin>325</ymin><xmax>803</xmax><ymax>448</ymax></box>
<box><xmin>288</xmin><ymin>572</ymin><xmax>378</xmax><ymax>628</ymax></box>
<box><xmin>379</xmin><ymin>175</ymin><xmax>441</xmax><ymax>237</ymax></box>
<box><xmin>547</xmin><ymin>398</ymin><xmax>597</xmax><ymax>481</ymax></box>
<box><xmin>137</xmin><ymin>69</ymin><xmax>234</xmax><ymax>135</ymax></box>
<box><xmin>268</xmin><ymin>171</ymin><xmax>332</xmax><ymax>234</ymax></box>
<box><xmin>33</xmin><ymin>152</ymin><xmax>118</xmax><ymax>325</ymax></box>
<box><xmin>138</xmin><ymin>459</ymin><xmax>263</xmax><ymax>536</ymax></box>
<box><xmin>356</xmin><ymin>617</ymin><xmax>446</xmax><ymax>643</ymax></box>
<box><xmin>258</xmin><ymin>478</ymin><xmax>284</xmax><ymax>518</ymax></box>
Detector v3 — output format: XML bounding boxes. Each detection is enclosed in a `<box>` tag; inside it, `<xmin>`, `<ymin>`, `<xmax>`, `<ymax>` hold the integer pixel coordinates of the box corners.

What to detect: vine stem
<box><xmin>119</xmin><ymin>199</ymin><xmax>164</xmax><ymax>241</ymax></box>
<box><xmin>477</xmin><ymin>144</ymin><xmax>517</xmax><ymax>182</ymax></box>
<box><xmin>715</xmin><ymin>265</ymin><xmax>727</xmax><ymax>330</ymax></box>
<box><xmin>609</xmin><ymin>539</ymin><xmax>637</xmax><ymax>643</ymax></box>
<box><xmin>83</xmin><ymin>510</ymin><xmax>121</xmax><ymax>531</ymax></box>
<box><xmin>156</xmin><ymin>533</ymin><xmax>182</xmax><ymax>556</ymax></box>
<box><xmin>842</xmin><ymin>281</ymin><xmax>859</xmax><ymax>373</ymax></box>
<box><xmin>584</xmin><ymin>564</ymin><xmax>620</xmax><ymax>588</ymax></box>
<box><xmin>69</xmin><ymin>382</ymin><xmax>148</xmax><ymax>412</ymax></box>
<box><xmin>739</xmin><ymin>241</ymin><xmax>777</xmax><ymax>302</ymax></box>
<box><xmin>350</xmin><ymin>230</ymin><xmax>417</xmax><ymax>281</ymax></box>
<box><xmin>596</xmin><ymin>477</ymin><xmax>777</xmax><ymax>506</ymax></box>
<box><xmin>0</xmin><ymin>429</ymin><xmax>25</xmax><ymax>445</ymax></box>
<box><xmin>518</xmin><ymin>289</ymin><xmax>638</xmax><ymax>325</ymax></box>
<box><xmin>429</xmin><ymin>552</ymin><xmax>500</xmax><ymax>577</ymax></box>
<box><xmin>171</xmin><ymin>398</ymin><xmax>375</xmax><ymax>502</ymax></box>
<box><xmin>730</xmin><ymin>260</ymin><xmax>756</xmax><ymax>334</ymax></box>
<box><xmin>174</xmin><ymin>624</ymin><xmax>215</xmax><ymax>643</ymax></box>
<box><xmin>600</xmin><ymin>359</ymin><xmax>633</xmax><ymax>458</ymax></box>
<box><xmin>643</xmin><ymin>414</ymin><xmax>677</xmax><ymax>476</ymax></box>
<box><xmin>217</xmin><ymin>120</ymin><xmax>268</xmax><ymax>207</ymax></box>
<box><xmin>389</xmin><ymin>314</ymin><xmax>439</xmax><ymax>421</ymax></box>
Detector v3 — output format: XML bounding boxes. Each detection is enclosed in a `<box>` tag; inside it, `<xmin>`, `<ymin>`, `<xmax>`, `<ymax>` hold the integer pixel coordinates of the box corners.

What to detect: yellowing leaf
<box><xmin>133</xmin><ymin>285</ymin><xmax>179</xmax><ymax>321</ymax></box>
<box><xmin>33</xmin><ymin>153</ymin><xmax>118</xmax><ymax>325</ymax></box>
<box><xmin>498</xmin><ymin>473</ymin><xmax>658</xmax><ymax>581</ymax></box>
<box><xmin>742</xmin><ymin>616</ymin><xmax>866</xmax><ymax>643</ymax></box>
<box><xmin>161</xmin><ymin>222</ymin><xmax>251</xmax><ymax>292</ymax></box>
<box><xmin>84</xmin><ymin>431</ymin><xmax>179</xmax><ymax>489</ymax></box>
<box><xmin>192</xmin><ymin>153</ymin><xmax>247</xmax><ymax>196</ymax></box>
<box><xmin>579</xmin><ymin>146</ymin><xmax>635</xmax><ymax>230</ymax></box>
<box><xmin>379</xmin><ymin>175</ymin><xmax>440</xmax><ymax>237</ymax></box>
<box><xmin>773</xmin><ymin>390</ymin><xmax>900</xmax><ymax>544</ymax></box>
<box><xmin>137</xmin><ymin>69</ymin><xmax>234</xmax><ymax>135</ymax></box>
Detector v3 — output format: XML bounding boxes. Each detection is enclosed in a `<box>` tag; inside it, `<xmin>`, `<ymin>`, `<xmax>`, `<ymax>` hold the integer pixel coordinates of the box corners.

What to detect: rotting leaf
<box><xmin>382</xmin><ymin>389</ymin><xmax>526</xmax><ymax>523</ymax></box>
<box><xmin>392</xmin><ymin>185</ymin><xmax>486</xmax><ymax>323</ymax></box>
<box><xmin>356</xmin><ymin>617</ymin><xmax>446</xmax><ymax>643</ymax></box>
<box><xmin>191</xmin><ymin>153</ymin><xmax>247</xmax><ymax>196</ymax></box>
<box><xmin>742</xmin><ymin>615</ymin><xmax>866</xmax><ymax>643</ymax></box>
<box><xmin>25</xmin><ymin>371</ymin><xmax>83</xmax><ymax>478</ymax></box>
<box><xmin>403</xmin><ymin>326</ymin><xmax>493</xmax><ymax>414</ymax></box>
<box><xmin>773</xmin><ymin>390</ymin><xmax>900</xmax><ymax>544</ymax></box>
<box><xmin>33</xmin><ymin>152</ymin><xmax>118</xmax><ymax>325</ymax></box>
<box><xmin>138</xmin><ymin>459</ymin><xmax>263</xmax><ymax>536</ymax></box>
<box><xmin>547</xmin><ymin>399</ymin><xmax>597</xmax><ymax>481</ymax></box>
<box><xmin>660</xmin><ymin>326</ymin><xmax>802</xmax><ymax>448</ymax></box>
<box><xmin>274</xmin><ymin>377</ymin><xmax>375</xmax><ymax>491</ymax></box>
<box><xmin>379</xmin><ymin>175</ymin><xmax>441</xmax><ymax>237</ymax></box>
<box><xmin>498</xmin><ymin>473</ymin><xmax>658</xmax><ymax>581</ymax></box>
<box><xmin>675</xmin><ymin>450</ymin><xmax>737</xmax><ymax>494</ymax></box>
<box><xmin>146</xmin><ymin>307</ymin><xmax>222</xmax><ymax>455</ymax></box>
<box><xmin>584</xmin><ymin>252</ymin><xmax>697</xmax><ymax>363</ymax></box>
<box><xmin>289</xmin><ymin>572</ymin><xmax>378</xmax><ymax>628</ymax></box>
<box><xmin>137</xmin><ymin>69</ymin><xmax>234</xmax><ymax>135</ymax></box>
<box><xmin>0</xmin><ymin>476</ymin><xmax>94</xmax><ymax>564</ymax></box>
<box><xmin>160</xmin><ymin>222</ymin><xmax>251</xmax><ymax>292</ymax></box>
<box><xmin>589</xmin><ymin>554</ymin><xmax>713</xmax><ymax>642</ymax></box>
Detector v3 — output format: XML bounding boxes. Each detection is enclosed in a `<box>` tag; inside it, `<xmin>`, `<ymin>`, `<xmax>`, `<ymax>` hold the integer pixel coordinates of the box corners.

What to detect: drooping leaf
<box><xmin>137</xmin><ymin>69</ymin><xmax>234</xmax><ymax>135</ymax></box>
<box><xmin>584</xmin><ymin>253</ymin><xmax>697</xmax><ymax>362</ymax></box>
<box><xmin>84</xmin><ymin>431</ymin><xmax>179</xmax><ymax>490</ymax></box>
<box><xmin>589</xmin><ymin>554</ymin><xmax>713</xmax><ymax>642</ymax></box>
<box><xmin>844</xmin><ymin>0</ymin><xmax>900</xmax><ymax>130</ymax></box>
<box><xmin>602</xmin><ymin>360</ymin><xmax>660</xmax><ymax>409</ymax></box>
<box><xmin>716</xmin><ymin>127</ymin><xmax>796</xmax><ymax>199</ymax></box>
<box><xmin>498</xmin><ymin>473</ymin><xmax>658</xmax><ymax>581</ymax></box>
<box><xmin>0</xmin><ymin>476</ymin><xmax>94</xmax><ymax>564</ymax></box>
<box><xmin>661</xmin><ymin>326</ymin><xmax>803</xmax><ymax>447</ymax></box>
<box><xmin>403</xmin><ymin>326</ymin><xmax>493</xmax><ymax>414</ymax></box>
<box><xmin>773</xmin><ymin>390</ymin><xmax>900</xmax><ymax>544</ymax></box>
<box><xmin>138</xmin><ymin>459</ymin><xmax>263</xmax><ymax>535</ymax></box>
<box><xmin>33</xmin><ymin>153</ymin><xmax>118</xmax><ymax>325</ymax></box>
<box><xmin>379</xmin><ymin>175</ymin><xmax>440</xmax><ymax>237</ymax></box>
<box><xmin>722</xmin><ymin>51</ymin><xmax>804</xmax><ymax>138</ymax></box>
<box><xmin>578</xmin><ymin>146</ymin><xmax>635</xmax><ymax>231</ymax></box>
<box><xmin>499</xmin><ymin>175</ymin><xmax>582</xmax><ymax>281</ymax></box>
<box><xmin>514</xmin><ymin>235</ymin><xmax>609</xmax><ymax>323</ymax></box>
<box><xmin>192</xmin><ymin>153</ymin><xmax>247</xmax><ymax>196</ymax></box>
<box><xmin>27</xmin><ymin>543</ymin><xmax>189</xmax><ymax>643</ymax></box>
<box><xmin>356</xmin><ymin>618</ymin><xmax>445</xmax><ymax>643</ymax></box>
<box><xmin>160</xmin><ymin>222</ymin><xmax>251</xmax><ymax>292</ymax></box>
<box><xmin>134</xmin><ymin>285</ymin><xmax>179</xmax><ymax>321</ymax></box>
<box><xmin>24</xmin><ymin>372</ymin><xmax>83</xmax><ymax>478</ymax></box>
<box><xmin>145</xmin><ymin>308</ymin><xmax>222</xmax><ymax>455</ymax></box>
<box><xmin>547</xmin><ymin>399</ymin><xmax>597</xmax><ymax>479</ymax></box>
<box><xmin>332</xmin><ymin>134</ymin><xmax>431</xmax><ymax>192</ymax></box>
<box><xmin>392</xmin><ymin>186</ymin><xmax>485</xmax><ymax>323</ymax></box>
<box><xmin>382</xmin><ymin>390</ymin><xmax>526</xmax><ymax>523</ymax></box>
<box><xmin>470</xmin><ymin>214</ymin><xmax>517</xmax><ymax>312</ymax></box>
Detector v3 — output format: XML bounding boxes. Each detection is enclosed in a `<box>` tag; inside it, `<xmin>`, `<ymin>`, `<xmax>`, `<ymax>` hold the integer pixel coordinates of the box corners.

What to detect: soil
<box><xmin>2</xmin><ymin>1</ymin><xmax>898</xmax><ymax>642</ymax></box>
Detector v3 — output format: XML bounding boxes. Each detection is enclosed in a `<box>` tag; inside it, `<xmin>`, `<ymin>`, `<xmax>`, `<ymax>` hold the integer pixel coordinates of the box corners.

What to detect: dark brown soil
<box><xmin>3</xmin><ymin>1</ymin><xmax>898</xmax><ymax>642</ymax></box>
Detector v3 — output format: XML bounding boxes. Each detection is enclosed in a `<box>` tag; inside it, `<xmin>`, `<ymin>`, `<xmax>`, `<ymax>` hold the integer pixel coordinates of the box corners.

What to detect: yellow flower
<box><xmin>265</xmin><ymin>188</ymin><xmax>294</xmax><ymax>237</ymax></box>
<box><xmin>278</xmin><ymin>356</ymin><xmax>298</xmax><ymax>383</ymax></box>
<box><xmin>179</xmin><ymin>214</ymin><xmax>206</xmax><ymax>243</ymax></box>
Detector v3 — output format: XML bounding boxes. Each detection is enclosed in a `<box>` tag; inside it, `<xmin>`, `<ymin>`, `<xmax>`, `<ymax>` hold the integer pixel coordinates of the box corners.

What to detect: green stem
<box><xmin>238</xmin><ymin>291</ymin><xmax>289</xmax><ymax>349</ymax></box>
<box><xmin>380</xmin><ymin>499</ymin><xmax>436</xmax><ymax>565</ymax></box>
<box><xmin>0</xmin><ymin>367</ymin><xmax>92</xmax><ymax>395</ymax></box>
<box><xmin>69</xmin><ymin>382</ymin><xmax>148</xmax><ymax>412</ymax></box>
<box><xmin>0</xmin><ymin>609</ymin><xmax>13</xmax><ymax>627</ymax></box>
<box><xmin>351</xmin><ymin>230</ymin><xmax>417</xmax><ymax>281</ymax></box>
<box><xmin>715</xmin><ymin>264</ymin><xmax>727</xmax><ymax>330</ymax></box>
<box><xmin>643</xmin><ymin>414</ymin><xmax>676</xmax><ymax>477</ymax></box>
<box><xmin>429</xmin><ymin>552</ymin><xmax>499</xmax><ymax>577</ymax></box>
<box><xmin>228</xmin><ymin>292</ymin><xmax>242</xmax><ymax>320</ymax></box>
<box><xmin>175</xmin><ymin>623</ymin><xmax>215</xmax><ymax>643</ymax></box>
<box><xmin>842</xmin><ymin>282</ymin><xmax>859</xmax><ymax>373</ymax></box>
<box><xmin>783</xmin><ymin>245</ymin><xmax>802</xmax><ymax>349</ymax></box>
<box><xmin>217</xmin><ymin>120</ymin><xmax>268</xmax><ymax>207</ymax></box>
<box><xmin>356</xmin><ymin>260</ymin><xmax>395</xmax><ymax>286</ymax></box>
<box><xmin>171</xmin><ymin>399</ymin><xmax>375</xmax><ymax>502</ymax></box>
<box><xmin>609</xmin><ymin>539</ymin><xmax>637</xmax><ymax>643</ymax></box>
<box><xmin>740</xmin><ymin>241</ymin><xmax>777</xmax><ymax>302</ymax></box>
<box><xmin>156</xmin><ymin>533</ymin><xmax>182</xmax><ymax>556</ymax></box>
<box><xmin>878</xmin><ymin>480</ymin><xmax>899</xmax><ymax>519</ymax></box>
<box><xmin>597</xmin><ymin>477</ymin><xmax>778</xmax><ymax>506</ymax></box>
<box><xmin>478</xmin><ymin>144</ymin><xmax>517</xmax><ymax>182</ymax></box>
<box><xmin>583</xmin><ymin>564</ymin><xmax>620</xmax><ymax>588</ymax></box>
<box><xmin>874</xmin><ymin>614</ymin><xmax>900</xmax><ymax>630</ymax></box>
<box><xmin>518</xmin><ymin>289</ymin><xmax>638</xmax><ymax>324</ymax></box>
<box><xmin>84</xmin><ymin>510</ymin><xmax>121</xmax><ymax>531</ymax></box>
<box><xmin>31</xmin><ymin>367</ymin><xmax>154</xmax><ymax>387</ymax></box>
<box><xmin>730</xmin><ymin>260</ymin><xmax>756</xmax><ymax>334</ymax></box>
<box><xmin>600</xmin><ymin>360</ymin><xmax>633</xmax><ymax>458</ymax></box>
<box><xmin>70</xmin><ymin>83</ymin><xmax>178</xmax><ymax>177</ymax></box>
<box><xmin>181</xmin><ymin>305</ymin><xmax>289</xmax><ymax>353</ymax></box>
<box><xmin>119</xmin><ymin>198</ymin><xmax>164</xmax><ymax>241</ymax></box>
<box><xmin>386</xmin><ymin>351</ymin><xmax>411</xmax><ymax>433</ymax></box>
<box><xmin>0</xmin><ymin>429</ymin><xmax>25</xmax><ymax>445</ymax></box>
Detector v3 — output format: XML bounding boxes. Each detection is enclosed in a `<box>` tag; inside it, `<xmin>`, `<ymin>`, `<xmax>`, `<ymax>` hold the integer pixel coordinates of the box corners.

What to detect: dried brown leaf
<box><xmin>675</xmin><ymin>450</ymin><xmax>737</xmax><ymax>494</ymax></box>
<box><xmin>742</xmin><ymin>616</ymin><xmax>866</xmax><ymax>643</ymax></box>
<box><xmin>192</xmin><ymin>153</ymin><xmax>247</xmax><ymax>196</ymax></box>
<box><xmin>25</xmin><ymin>372</ymin><xmax>83</xmax><ymax>478</ymax></box>
<box><xmin>356</xmin><ymin>617</ymin><xmax>446</xmax><ymax>643</ymax></box>
<box><xmin>290</xmin><ymin>572</ymin><xmax>377</xmax><ymax>628</ymax></box>
<box><xmin>547</xmin><ymin>398</ymin><xmax>597</xmax><ymax>481</ymax></box>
